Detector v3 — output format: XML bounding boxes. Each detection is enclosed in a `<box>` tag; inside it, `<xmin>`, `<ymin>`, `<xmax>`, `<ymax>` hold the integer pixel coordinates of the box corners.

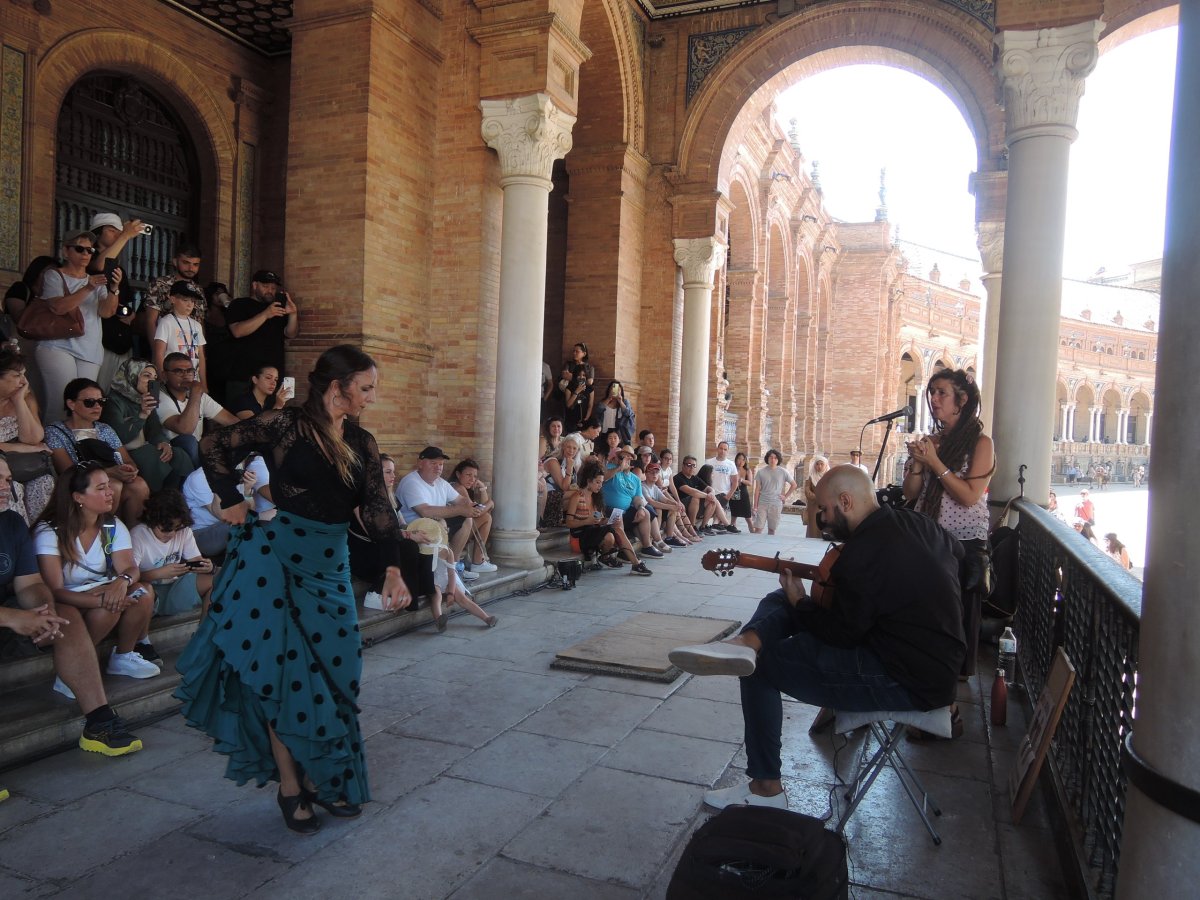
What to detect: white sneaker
<box><xmin>655</xmin><ymin>541</ymin><xmax>672</xmax><ymax>554</ymax></box>
<box><xmin>53</xmin><ymin>676</ymin><xmax>75</xmax><ymax>700</ymax></box>
<box><xmin>472</xmin><ymin>561</ymin><xmax>498</xmax><ymax>574</ymax></box>
<box><xmin>668</xmin><ymin>642</ymin><xmax>757</xmax><ymax>677</ymax></box>
<box><xmin>703</xmin><ymin>782</ymin><xmax>789</xmax><ymax>811</ymax></box>
<box><xmin>460</xmin><ymin>569</ymin><xmax>480</xmax><ymax>582</ymax></box>
<box><xmin>107</xmin><ymin>650</ymin><xmax>161</xmax><ymax>680</ymax></box>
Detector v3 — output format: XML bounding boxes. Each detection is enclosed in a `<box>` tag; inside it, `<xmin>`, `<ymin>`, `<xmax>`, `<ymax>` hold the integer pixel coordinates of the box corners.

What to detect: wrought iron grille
<box><xmin>55</xmin><ymin>74</ymin><xmax>199</xmax><ymax>303</ymax></box>
<box><xmin>1012</xmin><ymin>499</ymin><xmax>1141</xmax><ymax>900</ymax></box>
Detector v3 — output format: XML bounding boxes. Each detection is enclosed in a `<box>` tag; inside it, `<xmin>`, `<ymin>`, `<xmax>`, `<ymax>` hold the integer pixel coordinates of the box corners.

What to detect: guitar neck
<box><xmin>730</xmin><ymin>552</ymin><xmax>822</xmax><ymax>580</ymax></box>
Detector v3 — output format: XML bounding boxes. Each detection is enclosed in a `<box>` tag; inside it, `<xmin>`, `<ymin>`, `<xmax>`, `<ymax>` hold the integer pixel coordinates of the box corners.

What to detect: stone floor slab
<box><xmin>602</xmin><ymin>728</ymin><xmax>739</xmax><ymax>786</ymax></box>
<box><xmin>514</xmin><ymin>685</ymin><xmax>661</xmax><ymax>746</ymax></box>
<box><xmin>448</xmin><ymin>730</ymin><xmax>606</xmax><ymax>798</ymax></box>
<box><xmin>638</xmin><ymin>693</ymin><xmax>747</xmax><ymax>743</ymax></box>
<box><xmin>449</xmin><ymin>856</ymin><xmax>640</xmax><ymax>900</ymax></box>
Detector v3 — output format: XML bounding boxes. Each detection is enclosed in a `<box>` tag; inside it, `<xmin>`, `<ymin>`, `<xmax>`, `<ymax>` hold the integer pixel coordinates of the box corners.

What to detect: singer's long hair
<box><xmin>922</xmin><ymin>368</ymin><xmax>992</xmax><ymax>521</ymax></box>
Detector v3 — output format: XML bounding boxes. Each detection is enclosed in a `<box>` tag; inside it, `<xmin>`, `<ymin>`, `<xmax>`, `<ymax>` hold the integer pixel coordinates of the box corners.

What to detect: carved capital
<box><xmin>480</xmin><ymin>93</ymin><xmax>576</xmax><ymax>185</ymax></box>
<box><xmin>673</xmin><ymin>237</ymin><xmax>726</xmax><ymax>288</ymax></box>
<box><xmin>995</xmin><ymin>21</ymin><xmax>1102</xmax><ymax>143</ymax></box>
<box><xmin>977</xmin><ymin>222</ymin><xmax>1005</xmax><ymax>274</ymax></box>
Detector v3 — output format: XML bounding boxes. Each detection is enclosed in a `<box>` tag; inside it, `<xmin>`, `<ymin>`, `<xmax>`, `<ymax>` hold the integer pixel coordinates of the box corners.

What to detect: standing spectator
<box><xmin>802</xmin><ymin>455</ymin><xmax>829</xmax><ymax>538</ymax></box>
<box><xmin>729</xmin><ymin>451</ymin><xmax>755</xmax><ymax>533</ymax></box>
<box><xmin>752</xmin><ymin>449</ymin><xmax>796</xmax><ymax>535</ymax></box>
<box><xmin>85</xmin><ymin>213</ymin><xmax>143</xmax><ymax>390</ymax></box>
<box><xmin>152</xmin><ymin>281</ymin><xmax>208</xmax><ymax>384</ymax></box>
<box><xmin>449</xmin><ymin>459</ymin><xmax>498</xmax><ymax>574</ymax></box>
<box><xmin>141</xmin><ymin>244</ymin><xmax>204</xmax><ymax>345</ymax></box>
<box><xmin>395</xmin><ymin>446</ymin><xmax>481</xmax><ymax>580</ymax></box>
<box><xmin>849</xmin><ymin>449</ymin><xmax>870</xmax><ymax>476</ymax></box>
<box><xmin>0</xmin><ymin>345</ymin><xmax>54</xmax><ymax>523</ymax></box>
<box><xmin>1047</xmin><ymin>490</ymin><xmax>1067</xmax><ymax>523</ymax></box>
<box><xmin>223</xmin><ymin>270</ymin><xmax>298</xmax><ymax>404</ymax></box>
<box><xmin>33</xmin><ymin>232</ymin><xmax>120</xmax><ymax>420</ymax></box>
<box><xmin>45</xmin><ymin>378</ymin><xmax>150</xmax><ymax>525</ymax></box>
<box><xmin>3</xmin><ymin>255</ymin><xmax>57</xmax><ymax>405</ymax></box>
<box><xmin>705</xmin><ymin>441</ymin><xmax>740</xmax><ymax>533</ymax></box>
<box><xmin>1074</xmin><ymin>489</ymin><xmax>1095</xmax><ymax>527</ymax></box>
<box><xmin>559</xmin><ymin>342</ymin><xmax>594</xmax><ymax>432</ymax></box>
<box><xmin>34</xmin><ymin>464</ymin><xmax>159</xmax><ymax>682</ymax></box>
<box><xmin>597</xmin><ymin>380</ymin><xmax>636</xmax><ymax>444</ymax></box>
<box><xmin>157</xmin><ymin>352</ymin><xmax>239</xmax><ymax>467</ymax></box>
<box><xmin>202</xmin><ymin>282</ymin><xmax>235</xmax><ymax>403</ymax></box>
<box><xmin>1104</xmin><ymin>533</ymin><xmax>1133</xmax><ymax>570</ymax></box>
<box><xmin>101</xmin><ymin>359</ymin><xmax>192</xmax><ymax>492</ymax></box>
<box><xmin>541</xmin><ymin>361</ymin><xmax>555</xmax><ymax>421</ymax></box>
<box><xmin>130</xmin><ymin>489</ymin><xmax>215</xmax><ymax>617</ymax></box>
<box><xmin>229</xmin><ymin>363</ymin><xmax>294</xmax><ymax>420</ymax></box>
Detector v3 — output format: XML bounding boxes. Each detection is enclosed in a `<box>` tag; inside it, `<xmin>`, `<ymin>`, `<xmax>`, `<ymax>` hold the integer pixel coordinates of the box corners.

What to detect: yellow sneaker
<box><xmin>79</xmin><ymin>713</ymin><xmax>143</xmax><ymax>756</ymax></box>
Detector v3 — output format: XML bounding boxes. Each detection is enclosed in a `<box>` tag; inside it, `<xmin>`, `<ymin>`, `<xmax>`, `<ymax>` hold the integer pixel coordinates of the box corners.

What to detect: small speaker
<box><xmin>557</xmin><ymin>559</ymin><xmax>583</xmax><ymax>590</ymax></box>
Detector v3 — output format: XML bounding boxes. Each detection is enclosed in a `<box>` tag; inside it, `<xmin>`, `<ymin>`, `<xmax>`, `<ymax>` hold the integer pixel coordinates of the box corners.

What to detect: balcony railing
<box><xmin>1012</xmin><ymin>499</ymin><xmax>1143</xmax><ymax>899</ymax></box>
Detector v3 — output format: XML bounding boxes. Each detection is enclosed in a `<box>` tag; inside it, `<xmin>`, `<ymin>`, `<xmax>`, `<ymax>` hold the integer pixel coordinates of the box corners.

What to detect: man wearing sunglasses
<box><xmin>157</xmin><ymin>352</ymin><xmax>239</xmax><ymax>468</ymax></box>
<box><xmin>673</xmin><ymin>455</ymin><xmax>722</xmax><ymax>534</ymax></box>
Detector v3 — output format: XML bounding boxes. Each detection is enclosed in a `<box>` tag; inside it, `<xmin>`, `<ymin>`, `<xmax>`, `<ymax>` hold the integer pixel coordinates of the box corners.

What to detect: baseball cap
<box><xmin>635</xmin><ymin>445</ymin><xmax>653</xmax><ymax>456</ymax></box>
<box><xmin>418</xmin><ymin>446</ymin><xmax>450</xmax><ymax>460</ymax></box>
<box><xmin>252</xmin><ymin>269</ymin><xmax>281</xmax><ymax>284</ymax></box>
<box><xmin>89</xmin><ymin>212</ymin><xmax>123</xmax><ymax>232</ymax></box>
<box><xmin>169</xmin><ymin>280</ymin><xmax>202</xmax><ymax>298</ymax></box>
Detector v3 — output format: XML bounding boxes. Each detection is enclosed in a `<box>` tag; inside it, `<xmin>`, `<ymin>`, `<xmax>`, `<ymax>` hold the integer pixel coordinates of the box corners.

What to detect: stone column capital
<box><xmin>481</xmin><ymin>93</ymin><xmax>576</xmax><ymax>186</ymax></box>
<box><xmin>673</xmin><ymin>237</ymin><xmax>726</xmax><ymax>288</ymax></box>
<box><xmin>995</xmin><ymin>20</ymin><xmax>1102</xmax><ymax>144</ymax></box>
<box><xmin>976</xmin><ymin>222</ymin><xmax>1005</xmax><ymax>274</ymax></box>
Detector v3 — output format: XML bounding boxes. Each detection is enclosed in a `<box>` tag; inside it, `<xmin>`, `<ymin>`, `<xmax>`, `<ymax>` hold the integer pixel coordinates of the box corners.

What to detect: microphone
<box><xmin>866</xmin><ymin>405</ymin><xmax>912</xmax><ymax>426</ymax></box>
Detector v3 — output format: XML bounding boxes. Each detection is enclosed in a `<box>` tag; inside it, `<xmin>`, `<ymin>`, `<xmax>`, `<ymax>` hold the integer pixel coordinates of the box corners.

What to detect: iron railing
<box><xmin>1011</xmin><ymin>499</ymin><xmax>1142</xmax><ymax>899</ymax></box>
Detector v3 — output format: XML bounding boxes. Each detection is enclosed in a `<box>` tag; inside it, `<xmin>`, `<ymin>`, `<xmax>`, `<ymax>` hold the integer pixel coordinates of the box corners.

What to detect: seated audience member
<box><xmin>45</xmin><ymin>378</ymin><xmax>150</xmax><ymax>525</ymax></box>
<box><xmin>752</xmin><ymin>448</ymin><xmax>797</xmax><ymax>536</ymax></box>
<box><xmin>229</xmin><ymin>363</ymin><xmax>294</xmax><ymax>420</ymax></box>
<box><xmin>600</xmin><ymin>428</ymin><xmax>623</xmax><ymax>476</ymax></box>
<box><xmin>349</xmin><ymin>453</ymin><xmax>435</xmax><ymax>606</ymax></box>
<box><xmin>101</xmin><ymin>359</ymin><xmax>193</xmax><ymax>492</ymax></box>
<box><xmin>34</xmin><ymin>464</ymin><xmax>160</xmax><ymax>685</ymax></box>
<box><xmin>596</xmin><ymin>380</ymin><xmax>636</xmax><ymax>444</ymax></box>
<box><xmin>130</xmin><ymin>489</ymin><xmax>214</xmax><ymax>618</ymax></box>
<box><xmin>563</xmin><ymin>417</ymin><xmax>601</xmax><ymax>462</ymax></box>
<box><xmin>141</xmin><ymin>245</ymin><xmax>204</xmax><ymax>346</ymax></box>
<box><xmin>395</xmin><ymin>446</ymin><xmax>481</xmax><ymax>580</ymax></box>
<box><xmin>638</xmin><ymin>429</ymin><xmax>656</xmax><ymax>451</ymax></box>
<box><xmin>34</xmin><ymin>231</ymin><xmax>120</xmax><ymax>420</ymax></box>
<box><xmin>564</xmin><ymin>461</ymin><xmax>647</xmax><ymax>574</ymax></box>
<box><xmin>642</xmin><ymin>461</ymin><xmax>690</xmax><ymax>548</ymax></box>
<box><xmin>223</xmin><ymin>270</ymin><xmax>298</xmax><ymax>404</ymax></box>
<box><xmin>541</xmin><ymin>436</ymin><xmax>581</xmax><ymax>528</ymax></box>
<box><xmin>0</xmin><ymin>345</ymin><xmax>55</xmax><ymax>524</ymax></box>
<box><xmin>0</xmin><ymin>455</ymin><xmax>145</xmax><ymax>755</ymax></box>
<box><xmin>3</xmin><ymin>255</ymin><xmax>56</xmax><ymax>405</ymax></box>
<box><xmin>657</xmin><ymin>449</ymin><xmax>701</xmax><ymax>542</ymax></box>
<box><xmin>704</xmin><ymin>441</ymin><xmax>741</xmax><ymax>534</ymax></box>
<box><xmin>152</xmin><ymin>281</ymin><xmax>208</xmax><ymax>384</ymax></box>
<box><xmin>674</xmin><ymin>456</ymin><xmax>723</xmax><ymax>535</ymax></box>
<box><xmin>400</xmin><ymin>518</ymin><xmax>497</xmax><ymax>631</ymax></box>
<box><xmin>668</xmin><ymin>466</ymin><xmax>966</xmax><ymax>809</ymax></box>
<box><xmin>449</xmin><ymin>459</ymin><xmax>498</xmax><ymax>574</ymax></box>
<box><xmin>696</xmin><ymin>463</ymin><xmax>733</xmax><ymax>532</ymax></box>
<box><xmin>1104</xmin><ymin>532</ymin><xmax>1133</xmax><ymax>570</ymax></box>
<box><xmin>157</xmin><ymin>352</ymin><xmax>239</xmax><ymax>467</ymax></box>
<box><xmin>540</xmin><ymin>416</ymin><xmax>564</xmax><ymax>460</ymax></box>
<box><xmin>182</xmin><ymin>464</ymin><xmax>257</xmax><ymax>557</ymax></box>
<box><xmin>601</xmin><ymin>445</ymin><xmax>661</xmax><ymax>561</ymax></box>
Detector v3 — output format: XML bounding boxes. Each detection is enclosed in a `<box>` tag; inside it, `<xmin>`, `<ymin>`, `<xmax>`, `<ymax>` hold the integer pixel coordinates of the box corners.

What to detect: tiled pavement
<box><xmin>0</xmin><ymin>515</ymin><xmax>1067</xmax><ymax>898</ymax></box>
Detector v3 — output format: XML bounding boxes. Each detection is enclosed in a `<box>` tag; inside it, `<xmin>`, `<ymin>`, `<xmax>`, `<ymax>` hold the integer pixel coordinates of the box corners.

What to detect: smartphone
<box><xmin>147</xmin><ymin>379</ymin><xmax>160</xmax><ymax>396</ymax></box>
<box><xmin>186</xmin><ymin>560</ymin><xmax>206</xmax><ymax>569</ymax></box>
<box><xmin>275</xmin><ymin>288</ymin><xmax>287</xmax><ymax>308</ymax></box>
<box><xmin>280</xmin><ymin>376</ymin><xmax>294</xmax><ymax>394</ymax></box>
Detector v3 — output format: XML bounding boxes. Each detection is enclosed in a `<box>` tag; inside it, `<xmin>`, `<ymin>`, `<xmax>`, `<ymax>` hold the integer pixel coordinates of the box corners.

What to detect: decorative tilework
<box><xmin>942</xmin><ymin>0</ymin><xmax>994</xmax><ymax>29</ymax></box>
<box><xmin>0</xmin><ymin>46</ymin><xmax>25</xmax><ymax>272</ymax></box>
<box><xmin>236</xmin><ymin>142</ymin><xmax>256</xmax><ymax>294</ymax></box>
<box><xmin>686</xmin><ymin>26</ymin><xmax>757</xmax><ymax>105</ymax></box>
<box><xmin>162</xmin><ymin>0</ymin><xmax>294</xmax><ymax>56</ymax></box>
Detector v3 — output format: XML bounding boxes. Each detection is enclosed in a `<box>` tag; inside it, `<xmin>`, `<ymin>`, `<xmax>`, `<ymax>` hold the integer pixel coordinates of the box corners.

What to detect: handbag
<box><xmin>101</xmin><ymin>314</ymin><xmax>135</xmax><ymax>355</ymax></box>
<box><xmin>16</xmin><ymin>271</ymin><xmax>85</xmax><ymax>342</ymax></box>
<box><xmin>5</xmin><ymin>450</ymin><xmax>53</xmax><ymax>483</ymax></box>
<box><xmin>50</xmin><ymin>424</ymin><xmax>119</xmax><ymax>467</ymax></box>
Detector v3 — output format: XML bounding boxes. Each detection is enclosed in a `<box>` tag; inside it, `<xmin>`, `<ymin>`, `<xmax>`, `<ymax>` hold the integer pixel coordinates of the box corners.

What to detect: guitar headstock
<box><xmin>701</xmin><ymin>548</ymin><xmax>740</xmax><ymax>577</ymax></box>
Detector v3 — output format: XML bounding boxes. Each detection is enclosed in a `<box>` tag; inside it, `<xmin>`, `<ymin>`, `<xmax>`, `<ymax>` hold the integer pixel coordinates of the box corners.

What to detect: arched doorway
<box><xmin>55</xmin><ymin>73</ymin><xmax>201</xmax><ymax>301</ymax></box>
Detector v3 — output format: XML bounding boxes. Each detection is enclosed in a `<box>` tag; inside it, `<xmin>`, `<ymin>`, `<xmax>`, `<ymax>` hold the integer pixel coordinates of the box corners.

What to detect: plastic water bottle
<box><xmin>998</xmin><ymin>627</ymin><xmax>1017</xmax><ymax>688</ymax></box>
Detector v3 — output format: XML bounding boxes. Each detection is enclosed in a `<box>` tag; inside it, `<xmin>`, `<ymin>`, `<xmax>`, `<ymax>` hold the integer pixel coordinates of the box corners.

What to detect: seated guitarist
<box><xmin>669</xmin><ymin>465</ymin><xmax>966</xmax><ymax>810</ymax></box>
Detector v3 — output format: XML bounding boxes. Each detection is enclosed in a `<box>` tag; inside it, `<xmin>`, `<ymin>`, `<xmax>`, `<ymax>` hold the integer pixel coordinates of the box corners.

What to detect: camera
<box><xmin>141</xmin><ymin>224</ymin><xmax>153</xmax><ymax>235</ymax></box>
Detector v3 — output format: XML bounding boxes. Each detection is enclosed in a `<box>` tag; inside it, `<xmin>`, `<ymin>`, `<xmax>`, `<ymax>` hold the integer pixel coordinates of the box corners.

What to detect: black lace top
<box><xmin>201</xmin><ymin>408</ymin><xmax>403</xmax><ymax>566</ymax></box>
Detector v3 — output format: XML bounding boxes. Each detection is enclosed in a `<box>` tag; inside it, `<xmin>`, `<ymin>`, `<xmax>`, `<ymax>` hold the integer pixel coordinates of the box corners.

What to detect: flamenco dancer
<box><xmin>175</xmin><ymin>345</ymin><xmax>410</xmax><ymax>833</ymax></box>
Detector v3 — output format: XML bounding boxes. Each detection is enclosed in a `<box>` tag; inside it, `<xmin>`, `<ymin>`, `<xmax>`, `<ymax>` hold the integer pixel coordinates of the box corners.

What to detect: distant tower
<box><xmin>811</xmin><ymin>160</ymin><xmax>822</xmax><ymax>194</ymax></box>
<box><xmin>875</xmin><ymin>167</ymin><xmax>889</xmax><ymax>222</ymax></box>
<box><xmin>788</xmin><ymin>118</ymin><xmax>802</xmax><ymax>154</ymax></box>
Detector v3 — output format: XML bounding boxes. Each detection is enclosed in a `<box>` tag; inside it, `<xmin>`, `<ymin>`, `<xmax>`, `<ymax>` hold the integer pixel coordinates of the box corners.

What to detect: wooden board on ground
<box><xmin>1009</xmin><ymin>647</ymin><xmax>1076</xmax><ymax>824</ymax></box>
<box><xmin>551</xmin><ymin>613</ymin><xmax>741</xmax><ymax>682</ymax></box>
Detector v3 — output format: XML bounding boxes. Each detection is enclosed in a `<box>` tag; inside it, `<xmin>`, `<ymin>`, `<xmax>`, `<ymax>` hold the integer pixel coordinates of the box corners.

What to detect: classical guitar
<box><xmin>701</xmin><ymin>546</ymin><xmax>841</xmax><ymax>608</ymax></box>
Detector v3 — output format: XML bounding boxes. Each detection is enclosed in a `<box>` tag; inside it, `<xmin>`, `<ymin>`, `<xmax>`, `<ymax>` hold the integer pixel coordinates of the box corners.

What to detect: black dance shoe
<box><xmin>277</xmin><ymin>788</ymin><xmax>321</xmax><ymax>834</ymax></box>
<box><xmin>302</xmin><ymin>786</ymin><xmax>363</xmax><ymax>819</ymax></box>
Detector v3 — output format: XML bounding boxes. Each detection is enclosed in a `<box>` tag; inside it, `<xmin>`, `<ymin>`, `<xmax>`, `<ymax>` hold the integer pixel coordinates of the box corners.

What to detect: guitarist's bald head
<box><xmin>816</xmin><ymin>465</ymin><xmax>880</xmax><ymax>533</ymax></box>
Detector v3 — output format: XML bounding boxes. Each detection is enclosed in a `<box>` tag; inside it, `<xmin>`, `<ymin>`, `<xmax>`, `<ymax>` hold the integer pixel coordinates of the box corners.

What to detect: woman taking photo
<box><xmin>597</xmin><ymin>380</ymin><xmax>635</xmax><ymax>445</ymax></box>
<box><xmin>34</xmin><ymin>231</ymin><xmax>121</xmax><ymax>420</ymax></box>
<box><xmin>0</xmin><ymin>345</ymin><xmax>54</xmax><ymax>523</ymax></box>
<box><xmin>101</xmin><ymin>359</ymin><xmax>193</xmax><ymax>492</ymax></box>
<box><xmin>176</xmin><ymin>345</ymin><xmax>410</xmax><ymax>835</ymax></box>
<box><xmin>229</xmin><ymin>363</ymin><xmax>295</xmax><ymax>420</ymax></box>
<box><xmin>45</xmin><ymin>378</ymin><xmax>151</xmax><ymax>525</ymax></box>
<box><xmin>902</xmin><ymin>368</ymin><xmax>995</xmax><ymax>680</ymax></box>
<box><xmin>559</xmin><ymin>342</ymin><xmax>595</xmax><ymax>432</ymax></box>
<box><xmin>34</xmin><ymin>463</ymin><xmax>159</xmax><ymax>688</ymax></box>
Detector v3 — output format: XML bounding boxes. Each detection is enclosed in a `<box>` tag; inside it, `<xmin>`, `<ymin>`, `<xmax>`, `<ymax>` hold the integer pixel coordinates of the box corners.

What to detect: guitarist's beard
<box><xmin>818</xmin><ymin>507</ymin><xmax>852</xmax><ymax>542</ymax></box>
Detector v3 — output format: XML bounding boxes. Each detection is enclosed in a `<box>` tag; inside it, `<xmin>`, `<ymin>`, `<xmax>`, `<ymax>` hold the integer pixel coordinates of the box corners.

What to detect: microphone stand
<box><xmin>870</xmin><ymin>418</ymin><xmax>898</xmax><ymax>484</ymax></box>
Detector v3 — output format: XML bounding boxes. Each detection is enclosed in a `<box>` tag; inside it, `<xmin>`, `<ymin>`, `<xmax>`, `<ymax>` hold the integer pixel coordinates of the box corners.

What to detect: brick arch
<box><xmin>726</xmin><ymin>165</ymin><xmax>762</xmax><ymax>271</ymax></box>
<box><xmin>578</xmin><ymin>0</ymin><xmax>646</xmax><ymax>151</ymax></box>
<box><xmin>678</xmin><ymin>2</ymin><xmax>998</xmax><ymax>202</ymax></box>
<box><xmin>31</xmin><ymin>29</ymin><xmax>235</xmax><ymax>273</ymax></box>
<box><xmin>1100</xmin><ymin>0</ymin><xmax>1178</xmax><ymax>48</ymax></box>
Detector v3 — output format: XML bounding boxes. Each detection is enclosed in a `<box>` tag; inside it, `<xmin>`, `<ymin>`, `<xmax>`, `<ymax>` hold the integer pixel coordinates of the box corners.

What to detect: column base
<box><xmin>489</xmin><ymin>528</ymin><xmax>545</xmax><ymax>571</ymax></box>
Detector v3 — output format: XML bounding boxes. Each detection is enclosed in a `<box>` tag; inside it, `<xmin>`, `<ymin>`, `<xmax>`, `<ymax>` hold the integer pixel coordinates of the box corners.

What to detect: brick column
<box><xmin>482</xmin><ymin>93</ymin><xmax>576</xmax><ymax>569</ymax></box>
<box><xmin>674</xmin><ymin>237</ymin><xmax>726</xmax><ymax>464</ymax></box>
<box><xmin>991</xmin><ymin>20</ymin><xmax>1101</xmax><ymax>505</ymax></box>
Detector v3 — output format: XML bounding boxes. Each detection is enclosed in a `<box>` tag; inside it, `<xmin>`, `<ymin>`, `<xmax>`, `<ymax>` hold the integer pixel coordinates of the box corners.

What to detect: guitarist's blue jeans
<box><xmin>740</xmin><ymin>590</ymin><xmax>917</xmax><ymax>781</ymax></box>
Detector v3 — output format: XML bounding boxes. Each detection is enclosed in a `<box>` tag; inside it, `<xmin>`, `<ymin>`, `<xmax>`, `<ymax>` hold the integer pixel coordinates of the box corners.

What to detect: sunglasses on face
<box><xmin>68</xmin><ymin>245</ymin><xmax>97</xmax><ymax>255</ymax></box>
<box><xmin>76</xmin><ymin>397</ymin><xmax>106</xmax><ymax>408</ymax></box>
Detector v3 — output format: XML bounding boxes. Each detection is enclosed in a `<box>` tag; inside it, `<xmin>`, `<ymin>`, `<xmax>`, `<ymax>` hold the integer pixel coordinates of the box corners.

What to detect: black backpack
<box><xmin>667</xmin><ymin>806</ymin><xmax>848</xmax><ymax>899</ymax></box>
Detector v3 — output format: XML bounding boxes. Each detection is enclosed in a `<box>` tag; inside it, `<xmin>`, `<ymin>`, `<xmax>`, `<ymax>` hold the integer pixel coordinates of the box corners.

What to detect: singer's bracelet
<box><xmin>937</xmin><ymin>469</ymin><xmax>951</xmax><ymax>480</ymax></box>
